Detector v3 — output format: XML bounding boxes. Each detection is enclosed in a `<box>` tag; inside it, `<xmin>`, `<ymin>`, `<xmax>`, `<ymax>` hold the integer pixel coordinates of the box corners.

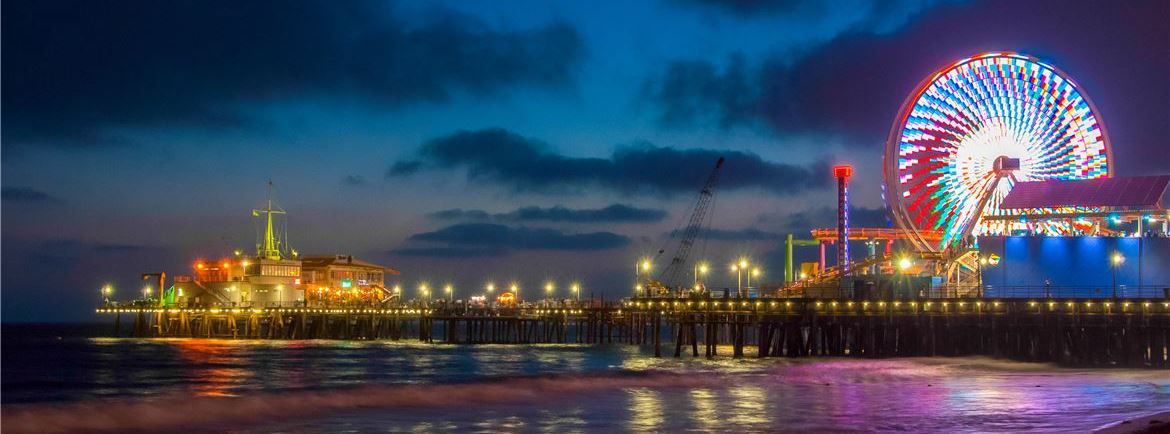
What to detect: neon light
<box><xmin>886</xmin><ymin>53</ymin><xmax>1111</xmax><ymax>251</ymax></box>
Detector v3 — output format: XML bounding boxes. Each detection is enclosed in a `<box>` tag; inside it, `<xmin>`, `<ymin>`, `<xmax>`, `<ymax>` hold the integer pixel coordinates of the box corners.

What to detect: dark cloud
<box><xmin>703</xmin><ymin>227</ymin><xmax>785</xmax><ymax>241</ymax></box>
<box><xmin>643</xmin><ymin>0</ymin><xmax>1170</xmax><ymax>173</ymax></box>
<box><xmin>757</xmin><ymin>205</ymin><xmax>890</xmax><ymax>233</ymax></box>
<box><xmin>410</xmin><ymin>223</ymin><xmax>630</xmax><ymax>250</ymax></box>
<box><xmin>387</xmin><ymin>161</ymin><xmax>424</xmax><ymax>177</ymax></box>
<box><xmin>1</xmin><ymin>187</ymin><xmax>57</xmax><ymax>203</ymax></box>
<box><xmin>342</xmin><ymin>175</ymin><xmax>367</xmax><ymax>186</ymax></box>
<box><xmin>643</xmin><ymin>54</ymin><xmax>756</xmax><ymax>129</ymax></box>
<box><xmin>429</xmin><ymin>209</ymin><xmax>494</xmax><ymax>221</ymax></box>
<box><xmin>393</xmin><ymin>128</ymin><xmax>829</xmax><ymax>196</ymax></box>
<box><xmin>674</xmin><ymin>0</ymin><xmax>808</xmax><ymax>16</ymax></box>
<box><xmin>394</xmin><ymin>223</ymin><xmax>630</xmax><ymax>257</ymax></box>
<box><xmin>2</xmin><ymin>1</ymin><xmax>584</xmax><ymax>151</ymax></box>
<box><xmin>392</xmin><ymin>246</ymin><xmax>507</xmax><ymax>258</ymax></box>
<box><xmin>428</xmin><ymin>204</ymin><xmax>667</xmax><ymax>223</ymax></box>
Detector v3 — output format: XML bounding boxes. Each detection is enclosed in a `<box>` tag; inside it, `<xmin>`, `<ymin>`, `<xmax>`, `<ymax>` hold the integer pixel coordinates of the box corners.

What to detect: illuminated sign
<box><xmin>341</xmin><ymin>279</ymin><xmax>352</xmax><ymax>288</ymax></box>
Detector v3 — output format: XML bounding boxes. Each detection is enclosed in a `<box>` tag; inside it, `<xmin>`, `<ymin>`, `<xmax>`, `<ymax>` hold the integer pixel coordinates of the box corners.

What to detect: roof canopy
<box><xmin>300</xmin><ymin>255</ymin><xmax>400</xmax><ymax>275</ymax></box>
<box><xmin>1000</xmin><ymin>175</ymin><xmax>1169</xmax><ymax>210</ymax></box>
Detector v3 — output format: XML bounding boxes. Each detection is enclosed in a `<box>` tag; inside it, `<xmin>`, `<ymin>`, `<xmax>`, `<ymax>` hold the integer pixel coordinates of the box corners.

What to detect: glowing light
<box><xmin>886</xmin><ymin>53</ymin><xmax>1110</xmax><ymax>251</ymax></box>
<box><xmin>898</xmin><ymin>257</ymin><xmax>914</xmax><ymax>271</ymax></box>
<box><xmin>1111</xmin><ymin>253</ymin><xmax>1125</xmax><ymax>266</ymax></box>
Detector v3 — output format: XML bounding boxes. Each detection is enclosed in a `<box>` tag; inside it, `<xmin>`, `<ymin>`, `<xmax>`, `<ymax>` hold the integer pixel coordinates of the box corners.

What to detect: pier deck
<box><xmin>98</xmin><ymin>297</ymin><xmax>1170</xmax><ymax>367</ymax></box>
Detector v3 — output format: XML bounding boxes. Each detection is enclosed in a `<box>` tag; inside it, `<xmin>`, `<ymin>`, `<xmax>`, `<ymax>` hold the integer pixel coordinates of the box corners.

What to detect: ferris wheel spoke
<box><xmin>885</xmin><ymin>53</ymin><xmax>1111</xmax><ymax>252</ymax></box>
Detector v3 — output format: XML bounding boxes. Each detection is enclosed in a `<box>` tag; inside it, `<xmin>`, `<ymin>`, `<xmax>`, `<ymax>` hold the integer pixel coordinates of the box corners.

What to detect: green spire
<box><xmin>252</xmin><ymin>180</ymin><xmax>286</xmax><ymax>260</ymax></box>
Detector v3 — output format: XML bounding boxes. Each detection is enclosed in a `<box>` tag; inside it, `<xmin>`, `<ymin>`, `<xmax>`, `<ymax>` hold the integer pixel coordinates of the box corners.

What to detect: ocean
<box><xmin>3</xmin><ymin>323</ymin><xmax>1168</xmax><ymax>433</ymax></box>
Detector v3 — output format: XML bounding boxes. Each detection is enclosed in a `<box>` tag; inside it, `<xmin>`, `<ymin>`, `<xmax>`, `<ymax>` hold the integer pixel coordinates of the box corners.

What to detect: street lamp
<box><xmin>636</xmin><ymin>258</ymin><xmax>652</xmax><ymax>296</ymax></box>
<box><xmin>545</xmin><ymin>282</ymin><xmax>555</xmax><ymax>300</ymax></box>
<box><xmin>1111</xmin><ymin>252</ymin><xmax>1125</xmax><ymax>298</ymax></box>
<box><xmin>444</xmin><ymin>284</ymin><xmax>453</xmax><ymax>301</ymax></box>
<box><xmin>749</xmin><ymin>268</ymin><xmax>761</xmax><ymax>295</ymax></box>
<box><xmin>419</xmin><ymin>283</ymin><xmax>430</xmax><ymax>304</ymax></box>
<box><xmin>101</xmin><ymin>284</ymin><xmax>113</xmax><ymax>305</ymax></box>
<box><xmin>571</xmin><ymin>282</ymin><xmax>581</xmax><ymax>302</ymax></box>
<box><xmin>142</xmin><ymin>285</ymin><xmax>152</xmax><ymax>301</ymax></box>
<box><xmin>731</xmin><ymin>259</ymin><xmax>749</xmax><ymax>297</ymax></box>
<box><xmin>510</xmin><ymin>283</ymin><xmax>520</xmax><ymax>302</ymax></box>
<box><xmin>694</xmin><ymin>262</ymin><xmax>709</xmax><ymax>292</ymax></box>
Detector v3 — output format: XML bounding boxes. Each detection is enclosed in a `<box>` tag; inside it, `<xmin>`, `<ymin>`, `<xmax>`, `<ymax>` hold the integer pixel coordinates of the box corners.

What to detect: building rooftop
<box><xmin>1000</xmin><ymin>175</ymin><xmax>1169</xmax><ymax>210</ymax></box>
<box><xmin>300</xmin><ymin>255</ymin><xmax>400</xmax><ymax>275</ymax></box>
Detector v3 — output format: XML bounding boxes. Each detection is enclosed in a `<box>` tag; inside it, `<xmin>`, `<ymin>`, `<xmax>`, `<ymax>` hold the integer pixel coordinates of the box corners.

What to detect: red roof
<box><xmin>1000</xmin><ymin>175</ymin><xmax>1169</xmax><ymax>210</ymax></box>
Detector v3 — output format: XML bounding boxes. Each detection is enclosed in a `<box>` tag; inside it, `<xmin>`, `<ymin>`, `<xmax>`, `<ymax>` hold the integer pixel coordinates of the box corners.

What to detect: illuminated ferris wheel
<box><xmin>883</xmin><ymin>52</ymin><xmax>1113</xmax><ymax>253</ymax></box>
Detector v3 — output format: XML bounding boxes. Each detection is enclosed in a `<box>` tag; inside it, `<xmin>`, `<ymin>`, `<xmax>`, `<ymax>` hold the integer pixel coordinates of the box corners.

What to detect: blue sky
<box><xmin>3</xmin><ymin>0</ymin><xmax>1168</xmax><ymax>321</ymax></box>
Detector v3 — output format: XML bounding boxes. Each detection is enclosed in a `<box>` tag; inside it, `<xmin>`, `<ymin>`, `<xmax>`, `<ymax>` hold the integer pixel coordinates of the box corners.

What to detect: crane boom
<box><xmin>655</xmin><ymin>157</ymin><xmax>724</xmax><ymax>290</ymax></box>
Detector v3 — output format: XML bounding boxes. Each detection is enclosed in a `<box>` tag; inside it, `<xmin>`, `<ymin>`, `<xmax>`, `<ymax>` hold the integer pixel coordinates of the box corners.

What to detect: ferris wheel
<box><xmin>883</xmin><ymin>52</ymin><xmax>1113</xmax><ymax>253</ymax></box>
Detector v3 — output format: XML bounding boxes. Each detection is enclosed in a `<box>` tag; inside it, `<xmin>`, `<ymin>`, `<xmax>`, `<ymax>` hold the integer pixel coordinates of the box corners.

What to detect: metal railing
<box><xmin>771</xmin><ymin>283</ymin><xmax>1170</xmax><ymax>299</ymax></box>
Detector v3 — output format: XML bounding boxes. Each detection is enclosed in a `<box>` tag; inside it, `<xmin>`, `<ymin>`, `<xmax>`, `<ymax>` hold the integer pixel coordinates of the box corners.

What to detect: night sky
<box><xmin>3</xmin><ymin>0</ymin><xmax>1168</xmax><ymax>322</ymax></box>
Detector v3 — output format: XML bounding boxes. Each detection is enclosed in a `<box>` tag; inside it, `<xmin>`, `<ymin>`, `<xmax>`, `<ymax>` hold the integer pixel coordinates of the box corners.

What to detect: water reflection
<box><xmin>5</xmin><ymin>329</ymin><xmax>1170</xmax><ymax>434</ymax></box>
<box><xmin>688</xmin><ymin>388</ymin><xmax>719</xmax><ymax>431</ymax></box>
<box><xmin>729</xmin><ymin>384</ymin><xmax>770</xmax><ymax>426</ymax></box>
<box><xmin>627</xmin><ymin>387</ymin><xmax>664</xmax><ymax>431</ymax></box>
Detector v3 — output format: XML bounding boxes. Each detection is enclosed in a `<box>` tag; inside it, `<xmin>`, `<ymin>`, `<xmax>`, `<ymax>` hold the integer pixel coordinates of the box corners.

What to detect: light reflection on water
<box><xmin>2</xmin><ymin>326</ymin><xmax>1169</xmax><ymax>433</ymax></box>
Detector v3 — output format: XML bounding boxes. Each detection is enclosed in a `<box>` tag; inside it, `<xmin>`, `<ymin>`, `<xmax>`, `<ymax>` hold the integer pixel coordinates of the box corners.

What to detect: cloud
<box><xmin>703</xmin><ymin>227</ymin><xmax>786</xmax><ymax>241</ymax></box>
<box><xmin>642</xmin><ymin>0</ymin><xmax>1170</xmax><ymax>174</ymax></box>
<box><xmin>673</xmin><ymin>0</ymin><xmax>810</xmax><ymax>16</ymax></box>
<box><xmin>392</xmin><ymin>246</ymin><xmax>507</xmax><ymax>258</ymax></box>
<box><xmin>342</xmin><ymin>175</ymin><xmax>367</xmax><ymax>186</ymax></box>
<box><xmin>2</xmin><ymin>1</ymin><xmax>584</xmax><ymax>151</ymax></box>
<box><xmin>386</xmin><ymin>161</ymin><xmax>424</xmax><ymax>177</ymax></box>
<box><xmin>392</xmin><ymin>128</ymin><xmax>830</xmax><ymax>196</ymax></box>
<box><xmin>393</xmin><ymin>223</ymin><xmax>630</xmax><ymax>257</ymax></box>
<box><xmin>756</xmin><ymin>205</ymin><xmax>890</xmax><ymax>233</ymax></box>
<box><xmin>428</xmin><ymin>204</ymin><xmax>667</xmax><ymax>223</ymax></box>
<box><xmin>1</xmin><ymin>187</ymin><xmax>57</xmax><ymax>203</ymax></box>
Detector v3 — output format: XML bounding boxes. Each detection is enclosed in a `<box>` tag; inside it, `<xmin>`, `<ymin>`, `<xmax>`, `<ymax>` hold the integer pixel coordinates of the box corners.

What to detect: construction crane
<box><xmin>646</xmin><ymin>157</ymin><xmax>724</xmax><ymax>295</ymax></box>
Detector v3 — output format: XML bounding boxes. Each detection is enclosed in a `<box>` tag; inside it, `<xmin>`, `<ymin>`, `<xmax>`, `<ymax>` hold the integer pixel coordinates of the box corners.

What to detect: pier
<box><xmin>99</xmin><ymin>295</ymin><xmax>1170</xmax><ymax>368</ymax></box>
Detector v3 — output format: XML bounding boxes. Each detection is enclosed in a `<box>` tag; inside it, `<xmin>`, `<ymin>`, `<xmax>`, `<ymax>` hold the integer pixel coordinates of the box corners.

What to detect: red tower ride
<box><xmin>833</xmin><ymin>165</ymin><xmax>853</xmax><ymax>276</ymax></box>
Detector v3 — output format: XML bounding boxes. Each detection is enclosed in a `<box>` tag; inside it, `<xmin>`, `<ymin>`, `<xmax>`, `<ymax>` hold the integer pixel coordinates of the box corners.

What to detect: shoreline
<box><xmin>1095</xmin><ymin>411</ymin><xmax>1170</xmax><ymax>434</ymax></box>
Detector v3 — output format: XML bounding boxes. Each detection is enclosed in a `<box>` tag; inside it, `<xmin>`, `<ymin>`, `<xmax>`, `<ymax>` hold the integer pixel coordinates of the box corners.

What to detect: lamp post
<box><xmin>749</xmin><ymin>268</ymin><xmax>761</xmax><ymax>296</ymax></box>
<box><xmin>101</xmin><ymin>285</ymin><xmax>113</xmax><ymax>306</ymax></box>
<box><xmin>510</xmin><ymin>283</ymin><xmax>520</xmax><ymax>303</ymax></box>
<box><xmin>1111</xmin><ymin>252</ymin><xmax>1125</xmax><ymax>298</ymax></box>
<box><xmin>143</xmin><ymin>285</ymin><xmax>152</xmax><ymax>301</ymax></box>
<box><xmin>571</xmin><ymin>283</ymin><xmax>580</xmax><ymax>302</ymax></box>
<box><xmin>731</xmin><ymin>260</ymin><xmax>748</xmax><ymax>297</ymax></box>
<box><xmin>544</xmin><ymin>282</ymin><xmax>555</xmax><ymax>304</ymax></box>
<box><xmin>637</xmin><ymin>259</ymin><xmax>652</xmax><ymax>297</ymax></box>
<box><xmin>420</xmin><ymin>284</ymin><xmax>429</xmax><ymax>305</ymax></box>
<box><xmin>694</xmin><ymin>262</ymin><xmax>709</xmax><ymax>293</ymax></box>
<box><xmin>444</xmin><ymin>284</ymin><xmax>453</xmax><ymax>302</ymax></box>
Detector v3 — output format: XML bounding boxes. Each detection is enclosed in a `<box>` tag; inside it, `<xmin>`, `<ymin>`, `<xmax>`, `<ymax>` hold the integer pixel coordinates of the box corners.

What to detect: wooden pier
<box><xmin>99</xmin><ymin>297</ymin><xmax>1170</xmax><ymax>368</ymax></box>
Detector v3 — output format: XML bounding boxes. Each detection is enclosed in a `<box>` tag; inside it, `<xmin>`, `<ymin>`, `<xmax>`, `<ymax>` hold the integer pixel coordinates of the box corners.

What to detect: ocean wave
<box><xmin>0</xmin><ymin>370</ymin><xmax>719</xmax><ymax>433</ymax></box>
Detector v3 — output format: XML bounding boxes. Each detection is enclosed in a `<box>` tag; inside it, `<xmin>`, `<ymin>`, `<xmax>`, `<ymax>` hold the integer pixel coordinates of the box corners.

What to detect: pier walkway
<box><xmin>99</xmin><ymin>295</ymin><xmax>1170</xmax><ymax>368</ymax></box>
